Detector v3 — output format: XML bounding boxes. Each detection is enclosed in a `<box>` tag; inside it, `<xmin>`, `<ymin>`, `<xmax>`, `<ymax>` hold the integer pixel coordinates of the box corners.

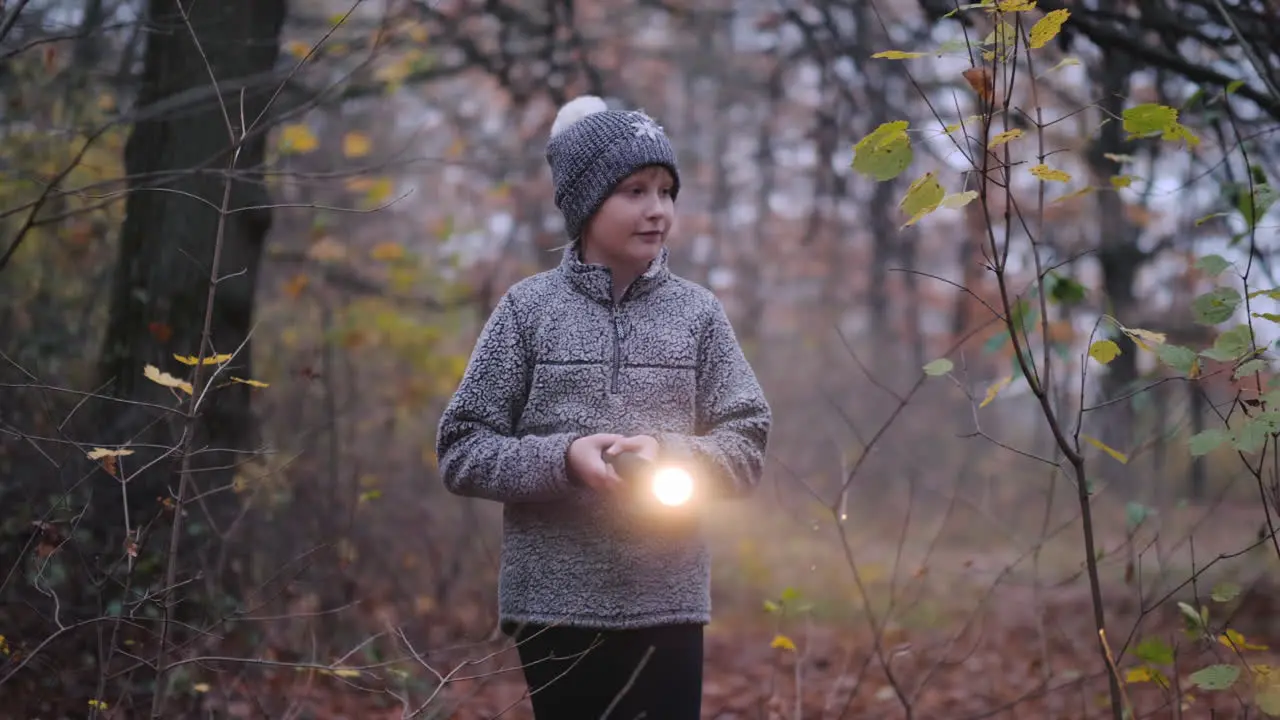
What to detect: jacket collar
<box><xmin>558</xmin><ymin>240</ymin><xmax>671</xmax><ymax>306</ymax></box>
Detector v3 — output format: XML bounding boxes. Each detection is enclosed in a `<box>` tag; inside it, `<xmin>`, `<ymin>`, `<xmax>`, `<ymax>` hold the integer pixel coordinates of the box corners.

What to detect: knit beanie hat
<box><xmin>545</xmin><ymin>95</ymin><xmax>681</xmax><ymax>241</ymax></box>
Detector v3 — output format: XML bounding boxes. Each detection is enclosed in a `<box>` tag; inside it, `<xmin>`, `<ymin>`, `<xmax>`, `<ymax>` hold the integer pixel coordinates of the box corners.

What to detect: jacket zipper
<box><xmin>609</xmin><ymin>279</ymin><xmax>637</xmax><ymax>394</ymax></box>
<box><xmin>610</xmin><ymin>305</ymin><xmax>622</xmax><ymax>393</ymax></box>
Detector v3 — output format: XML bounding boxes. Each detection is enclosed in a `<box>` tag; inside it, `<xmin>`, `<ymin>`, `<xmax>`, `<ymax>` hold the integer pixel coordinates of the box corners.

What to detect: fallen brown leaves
<box><xmin>3</xmin><ymin>582</ymin><xmax>1273</xmax><ymax>719</ymax></box>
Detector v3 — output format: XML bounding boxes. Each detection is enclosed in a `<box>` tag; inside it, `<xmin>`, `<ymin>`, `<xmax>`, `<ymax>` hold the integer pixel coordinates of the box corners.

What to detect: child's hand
<box><xmin>567</xmin><ymin>433</ymin><xmax>626</xmax><ymax>490</ymax></box>
<box><xmin>603</xmin><ymin>435</ymin><xmax>660</xmax><ymax>463</ymax></box>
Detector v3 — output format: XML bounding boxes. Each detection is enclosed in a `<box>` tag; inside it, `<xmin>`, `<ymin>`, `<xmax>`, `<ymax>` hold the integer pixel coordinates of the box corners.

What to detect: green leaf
<box><xmin>1232</xmin><ymin>418</ymin><xmax>1270</xmax><ymax>454</ymax></box>
<box><xmin>1009</xmin><ymin>299</ymin><xmax>1038</xmax><ymax>336</ymax></box>
<box><xmin>899</xmin><ymin>171</ymin><xmax>946</xmax><ymax>226</ymax></box>
<box><xmin>1178</xmin><ymin>601</ymin><xmax>1206</xmax><ymax>631</ymax></box>
<box><xmin>1235</xmin><ymin>358</ymin><xmax>1269</xmax><ymax>379</ymax></box>
<box><xmin>1047</xmin><ymin>273</ymin><xmax>1086</xmax><ymax>305</ymax></box>
<box><xmin>1134</xmin><ymin>636</ymin><xmax>1175</xmax><ymax>666</ymax></box>
<box><xmin>1202</xmin><ymin>325</ymin><xmax>1254</xmax><ymax>362</ymax></box>
<box><xmin>1226</xmin><ymin>79</ymin><xmax>1245</xmax><ymax>94</ymax></box>
<box><xmin>1122</xmin><ymin>103</ymin><xmax>1178</xmax><ymax>136</ymax></box>
<box><xmin>872</xmin><ymin>50</ymin><xmax>927</xmax><ymax>59</ymax></box>
<box><xmin>1188</xmin><ymin>664</ymin><xmax>1240</xmax><ymax>691</ymax></box>
<box><xmin>1192</xmin><ymin>287</ymin><xmax>1242</xmax><ymax>325</ymax></box>
<box><xmin>1239</xmin><ymin>183</ymin><xmax>1277</xmax><ymax>230</ymax></box>
<box><xmin>1189</xmin><ymin>428</ymin><xmax>1230</xmax><ymax>456</ymax></box>
<box><xmin>1156</xmin><ymin>343</ymin><xmax>1199</xmax><ymax>375</ymax></box>
<box><xmin>983</xmin><ymin>330</ymin><xmax>1010</xmax><ymax>354</ymax></box>
<box><xmin>1257</xmin><ymin>685</ymin><xmax>1280</xmax><ymax>716</ymax></box>
<box><xmin>1196</xmin><ymin>254</ymin><xmax>1232</xmax><ymax>276</ymax></box>
<box><xmin>923</xmin><ymin>358</ymin><xmax>954</xmax><ymax>376</ymax></box>
<box><xmin>1089</xmin><ymin>339</ymin><xmax>1121</xmax><ymax>364</ymax></box>
<box><xmin>1196</xmin><ymin>212</ymin><xmax>1229</xmax><ymax>226</ymax></box>
<box><xmin>1125</xmin><ymin>501</ymin><xmax>1153</xmax><ymax>532</ymax></box>
<box><xmin>852</xmin><ymin>121</ymin><xmax>913</xmax><ymax>181</ymax></box>
<box><xmin>1210</xmin><ymin>582</ymin><xmax>1242</xmax><ymax>603</ymax></box>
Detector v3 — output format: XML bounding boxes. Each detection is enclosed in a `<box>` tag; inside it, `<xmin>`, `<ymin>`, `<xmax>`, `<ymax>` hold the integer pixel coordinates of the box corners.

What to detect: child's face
<box><xmin>581</xmin><ymin>165</ymin><xmax>676</xmax><ymax>271</ymax></box>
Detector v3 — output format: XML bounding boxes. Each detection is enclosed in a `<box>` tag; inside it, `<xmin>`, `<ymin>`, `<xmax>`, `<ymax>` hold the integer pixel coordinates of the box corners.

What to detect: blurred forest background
<box><xmin>2</xmin><ymin>0</ymin><xmax>1279</xmax><ymax>717</ymax></box>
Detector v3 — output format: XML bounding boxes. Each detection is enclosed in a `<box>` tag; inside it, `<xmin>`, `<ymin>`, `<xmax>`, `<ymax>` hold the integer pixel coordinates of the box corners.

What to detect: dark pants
<box><xmin>511</xmin><ymin>622</ymin><xmax>704</xmax><ymax>720</ymax></box>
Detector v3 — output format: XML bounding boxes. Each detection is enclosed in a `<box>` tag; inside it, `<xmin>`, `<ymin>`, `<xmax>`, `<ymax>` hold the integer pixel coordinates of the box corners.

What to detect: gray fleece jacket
<box><xmin>435</xmin><ymin>243</ymin><xmax>771</xmax><ymax>631</ymax></box>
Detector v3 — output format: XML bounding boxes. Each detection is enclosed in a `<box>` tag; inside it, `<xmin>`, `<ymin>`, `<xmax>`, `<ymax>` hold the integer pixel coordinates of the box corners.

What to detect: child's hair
<box><xmin>544</xmin><ymin>95</ymin><xmax>681</xmax><ymax>243</ymax></box>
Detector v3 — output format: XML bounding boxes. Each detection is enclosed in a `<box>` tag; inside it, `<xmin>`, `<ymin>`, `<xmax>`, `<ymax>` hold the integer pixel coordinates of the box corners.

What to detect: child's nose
<box><xmin>643</xmin><ymin>194</ymin><xmax>669</xmax><ymax>218</ymax></box>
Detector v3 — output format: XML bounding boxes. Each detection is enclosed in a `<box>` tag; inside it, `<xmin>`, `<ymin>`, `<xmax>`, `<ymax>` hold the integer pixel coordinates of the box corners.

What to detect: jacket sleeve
<box><xmin>657</xmin><ymin>297</ymin><xmax>771</xmax><ymax>499</ymax></box>
<box><xmin>435</xmin><ymin>292</ymin><xmax>580</xmax><ymax>503</ymax></box>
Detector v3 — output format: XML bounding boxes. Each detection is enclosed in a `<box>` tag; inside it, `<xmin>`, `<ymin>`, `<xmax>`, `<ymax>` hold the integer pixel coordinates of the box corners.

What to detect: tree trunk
<box><xmin>1087</xmin><ymin>50</ymin><xmax>1142</xmax><ymax>488</ymax></box>
<box><xmin>94</xmin><ymin>0</ymin><xmax>286</xmax><ymax>602</ymax></box>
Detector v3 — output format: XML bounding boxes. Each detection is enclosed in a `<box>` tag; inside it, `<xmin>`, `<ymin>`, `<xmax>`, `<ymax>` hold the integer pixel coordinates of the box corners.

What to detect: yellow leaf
<box><xmin>1041</xmin><ymin>56</ymin><xmax>1080</xmax><ymax>75</ymax></box>
<box><xmin>1121</xmin><ymin>326</ymin><xmax>1166</xmax><ymax>351</ymax></box>
<box><xmin>1028</xmin><ymin>8</ymin><xmax>1070</xmax><ymax>49</ymax></box>
<box><xmin>349</xmin><ymin>177</ymin><xmax>396</xmax><ymax>207</ymax></box>
<box><xmin>173</xmin><ymin>353</ymin><xmax>233</xmax><ymax>366</ymax></box>
<box><xmin>899</xmin><ymin>171</ymin><xmax>946</xmax><ymax>227</ymax></box>
<box><xmin>328</xmin><ymin>667</ymin><xmax>361</xmax><ymax>677</ymax></box>
<box><xmin>990</xmin><ymin>129</ymin><xmax>1023</xmax><ymax>147</ymax></box>
<box><xmin>1111</xmin><ymin>175</ymin><xmax>1137</xmax><ymax>189</ymax></box>
<box><xmin>1051</xmin><ymin>186</ymin><xmax>1095</xmax><ymax>204</ymax></box>
<box><xmin>1083</xmin><ymin>435</ymin><xmax>1129</xmax><ymax>464</ymax></box>
<box><xmin>143</xmin><ymin>364</ymin><xmax>193</xmax><ymax>395</ymax></box>
<box><xmin>230</xmin><ymin>377</ymin><xmax>269</xmax><ymax>388</ymax></box>
<box><xmin>1089</xmin><ymin>339</ymin><xmax>1121</xmax><ymax>364</ymax></box>
<box><xmin>87</xmin><ymin>447</ymin><xmax>135</xmax><ymax>460</ymax></box>
<box><xmin>996</xmin><ymin>0</ymin><xmax>1037</xmax><ymax>10</ymax></box>
<box><xmin>1126</xmin><ymin>666</ymin><xmax>1154</xmax><ymax>684</ymax></box>
<box><xmin>1164</xmin><ymin>122</ymin><xmax>1201</xmax><ymax>148</ymax></box>
<box><xmin>342</xmin><ymin>131</ymin><xmax>371</xmax><ymax>158</ymax></box>
<box><xmin>88</xmin><ymin>699</ymin><xmax>109</xmax><ymax>710</ymax></box>
<box><xmin>307</xmin><ymin>236</ymin><xmax>347</xmax><ymax>262</ymax></box>
<box><xmin>852</xmin><ymin>121</ymin><xmax>913</xmax><ymax>181</ymax></box>
<box><xmin>770</xmin><ymin>634</ymin><xmax>797</xmax><ymax>652</ymax></box>
<box><xmin>405</xmin><ymin>22</ymin><xmax>429</xmax><ymax>43</ymax></box>
<box><xmin>192</xmin><ymin>682</ymin><xmax>211</xmax><ymax>693</ymax></box>
<box><xmin>375</xmin><ymin>55</ymin><xmax>415</xmax><ymax>86</ymax></box>
<box><xmin>283</xmin><ymin>273</ymin><xmax>309</xmax><ymax>299</ymax></box>
<box><xmin>370</xmin><ymin>242</ymin><xmax>405</xmax><ymax>261</ymax></box>
<box><xmin>1219</xmin><ymin>629</ymin><xmax>1268</xmax><ymax>652</ymax></box>
<box><xmin>1030</xmin><ymin>164</ymin><xmax>1071</xmax><ymax>183</ymax></box>
<box><xmin>941</xmin><ymin>190</ymin><xmax>979</xmax><ymax>209</ymax></box>
<box><xmin>279</xmin><ymin>123</ymin><xmax>318</xmax><ymax>154</ymax></box>
<box><xmin>980</xmin><ymin>375</ymin><xmax>1012</xmax><ymax>408</ymax></box>
<box><xmin>285</xmin><ymin>40</ymin><xmax>310</xmax><ymax>59</ymax></box>
<box><xmin>872</xmin><ymin>50</ymin><xmax>926</xmax><ymax>59</ymax></box>
<box><xmin>97</xmin><ymin>93</ymin><xmax>117</xmax><ymax>112</ymax></box>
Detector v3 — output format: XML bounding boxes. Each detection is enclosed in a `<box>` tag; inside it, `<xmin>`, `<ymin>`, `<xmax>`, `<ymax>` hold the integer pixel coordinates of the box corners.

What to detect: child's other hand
<box><xmin>567</xmin><ymin>433</ymin><xmax>626</xmax><ymax>490</ymax></box>
<box><xmin>603</xmin><ymin>435</ymin><xmax>660</xmax><ymax>463</ymax></box>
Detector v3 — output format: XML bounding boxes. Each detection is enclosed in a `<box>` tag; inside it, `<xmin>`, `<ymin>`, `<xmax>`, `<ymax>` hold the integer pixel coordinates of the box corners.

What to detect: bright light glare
<box><xmin>651</xmin><ymin>467</ymin><xmax>694</xmax><ymax>506</ymax></box>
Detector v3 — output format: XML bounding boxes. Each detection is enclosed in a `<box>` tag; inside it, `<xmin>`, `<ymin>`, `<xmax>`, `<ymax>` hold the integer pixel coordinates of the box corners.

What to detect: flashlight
<box><xmin>604</xmin><ymin>451</ymin><xmax>695</xmax><ymax>507</ymax></box>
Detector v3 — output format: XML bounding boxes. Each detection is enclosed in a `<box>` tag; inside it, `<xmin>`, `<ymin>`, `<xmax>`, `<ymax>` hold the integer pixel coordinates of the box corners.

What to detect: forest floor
<box><xmin>190</xmin><ymin>501</ymin><xmax>1280</xmax><ymax>719</ymax></box>
<box><xmin>4</xmin><ymin>499</ymin><xmax>1277</xmax><ymax>719</ymax></box>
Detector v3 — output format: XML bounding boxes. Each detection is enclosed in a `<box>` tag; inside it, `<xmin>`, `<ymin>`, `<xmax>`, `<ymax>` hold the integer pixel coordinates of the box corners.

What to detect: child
<box><xmin>435</xmin><ymin>95</ymin><xmax>772</xmax><ymax>720</ymax></box>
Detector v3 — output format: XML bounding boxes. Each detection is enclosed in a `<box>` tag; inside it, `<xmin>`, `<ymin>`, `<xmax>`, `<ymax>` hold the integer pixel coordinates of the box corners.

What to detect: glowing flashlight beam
<box><xmin>651</xmin><ymin>466</ymin><xmax>694</xmax><ymax>506</ymax></box>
